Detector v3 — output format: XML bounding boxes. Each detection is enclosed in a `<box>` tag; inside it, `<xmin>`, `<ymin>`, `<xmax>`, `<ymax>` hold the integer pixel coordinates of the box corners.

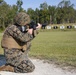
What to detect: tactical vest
<box><xmin>1</xmin><ymin>36</ymin><xmax>26</xmax><ymax>50</ymax></box>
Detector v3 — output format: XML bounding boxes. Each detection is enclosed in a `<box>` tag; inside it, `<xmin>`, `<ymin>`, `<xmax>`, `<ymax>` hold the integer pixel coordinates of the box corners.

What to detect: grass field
<box><xmin>0</xmin><ymin>33</ymin><xmax>3</xmax><ymax>54</ymax></box>
<box><xmin>30</xmin><ymin>30</ymin><xmax>76</xmax><ymax>67</ymax></box>
<box><xmin>0</xmin><ymin>30</ymin><xmax>76</xmax><ymax>67</ymax></box>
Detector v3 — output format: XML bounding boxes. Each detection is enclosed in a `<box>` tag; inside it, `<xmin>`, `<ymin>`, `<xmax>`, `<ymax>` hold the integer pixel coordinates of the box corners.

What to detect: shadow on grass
<box><xmin>0</xmin><ymin>54</ymin><xmax>6</xmax><ymax>66</ymax></box>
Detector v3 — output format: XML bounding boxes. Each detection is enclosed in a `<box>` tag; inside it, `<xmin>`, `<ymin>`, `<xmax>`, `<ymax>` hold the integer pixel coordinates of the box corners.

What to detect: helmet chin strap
<box><xmin>22</xmin><ymin>26</ymin><xmax>25</xmax><ymax>32</ymax></box>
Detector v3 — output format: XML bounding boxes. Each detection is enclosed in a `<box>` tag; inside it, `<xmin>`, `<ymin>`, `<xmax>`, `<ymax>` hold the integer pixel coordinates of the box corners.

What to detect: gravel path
<box><xmin>0</xmin><ymin>58</ymin><xmax>76</xmax><ymax>75</ymax></box>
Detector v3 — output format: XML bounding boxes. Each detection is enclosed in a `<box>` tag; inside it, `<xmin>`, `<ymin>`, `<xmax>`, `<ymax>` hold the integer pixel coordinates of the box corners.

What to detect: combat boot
<box><xmin>0</xmin><ymin>65</ymin><xmax>14</xmax><ymax>72</ymax></box>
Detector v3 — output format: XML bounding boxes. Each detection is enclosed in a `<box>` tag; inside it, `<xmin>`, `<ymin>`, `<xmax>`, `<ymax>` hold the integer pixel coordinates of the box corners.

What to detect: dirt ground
<box><xmin>0</xmin><ymin>58</ymin><xmax>76</xmax><ymax>75</ymax></box>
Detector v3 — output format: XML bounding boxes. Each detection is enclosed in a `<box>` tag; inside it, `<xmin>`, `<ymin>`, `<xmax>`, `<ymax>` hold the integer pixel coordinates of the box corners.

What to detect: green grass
<box><xmin>0</xmin><ymin>30</ymin><xmax>76</xmax><ymax>67</ymax></box>
<box><xmin>0</xmin><ymin>33</ymin><xmax>3</xmax><ymax>54</ymax></box>
<box><xmin>30</xmin><ymin>30</ymin><xmax>76</xmax><ymax>67</ymax></box>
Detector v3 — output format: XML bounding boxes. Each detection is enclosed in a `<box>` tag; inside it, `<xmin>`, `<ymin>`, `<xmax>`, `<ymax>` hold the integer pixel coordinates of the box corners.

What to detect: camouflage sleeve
<box><xmin>7</xmin><ymin>25</ymin><xmax>33</xmax><ymax>43</ymax></box>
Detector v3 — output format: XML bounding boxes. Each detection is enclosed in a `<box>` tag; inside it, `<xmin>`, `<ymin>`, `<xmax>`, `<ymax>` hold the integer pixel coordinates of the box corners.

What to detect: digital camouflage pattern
<box><xmin>1</xmin><ymin>24</ymin><xmax>35</xmax><ymax>73</ymax></box>
<box><xmin>14</xmin><ymin>12</ymin><xmax>30</xmax><ymax>26</ymax></box>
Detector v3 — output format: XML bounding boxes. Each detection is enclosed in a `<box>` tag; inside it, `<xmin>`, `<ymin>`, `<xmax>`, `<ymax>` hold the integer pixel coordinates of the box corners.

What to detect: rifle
<box><xmin>17</xmin><ymin>21</ymin><xmax>38</xmax><ymax>38</ymax></box>
<box><xmin>28</xmin><ymin>21</ymin><xmax>38</xmax><ymax>38</ymax></box>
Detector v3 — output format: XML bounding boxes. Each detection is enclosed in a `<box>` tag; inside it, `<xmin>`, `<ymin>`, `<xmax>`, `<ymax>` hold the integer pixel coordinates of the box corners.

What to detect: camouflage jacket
<box><xmin>1</xmin><ymin>25</ymin><xmax>33</xmax><ymax>51</ymax></box>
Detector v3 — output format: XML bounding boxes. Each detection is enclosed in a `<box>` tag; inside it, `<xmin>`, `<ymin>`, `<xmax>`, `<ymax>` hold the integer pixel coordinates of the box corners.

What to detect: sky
<box><xmin>4</xmin><ymin>0</ymin><xmax>76</xmax><ymax>10</ymax></box>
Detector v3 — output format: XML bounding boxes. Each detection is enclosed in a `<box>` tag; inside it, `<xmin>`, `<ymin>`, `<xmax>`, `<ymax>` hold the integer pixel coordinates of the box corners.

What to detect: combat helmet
<box><xmin>14</xmin><ymin>12</ymin><xmax>30</xmax><ymax>26</ymax></box>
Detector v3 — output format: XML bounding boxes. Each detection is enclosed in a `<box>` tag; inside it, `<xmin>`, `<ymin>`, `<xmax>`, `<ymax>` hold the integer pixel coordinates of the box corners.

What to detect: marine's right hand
<box><xmin>28</xmin><ymin>29</ymin><xmax>33</xmax><ymax>35</ymax></box>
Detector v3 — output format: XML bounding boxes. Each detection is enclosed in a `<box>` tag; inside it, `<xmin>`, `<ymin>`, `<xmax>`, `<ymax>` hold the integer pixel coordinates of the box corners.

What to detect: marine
<box><xmin>0</xmin><ymin>12</ymin><xmax>41</xmax><ymax>73</ymax></box>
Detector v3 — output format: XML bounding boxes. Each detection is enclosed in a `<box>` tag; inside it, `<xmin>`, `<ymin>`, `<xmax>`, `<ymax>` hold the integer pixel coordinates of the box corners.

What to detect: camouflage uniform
<box><xmin>1</xmin><ymin>12</ymin><xmax>35</xmax><ymax>73</ymax></box>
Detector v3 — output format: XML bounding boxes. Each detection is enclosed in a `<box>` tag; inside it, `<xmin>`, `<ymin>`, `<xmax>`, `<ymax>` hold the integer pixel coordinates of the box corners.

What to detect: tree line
<box><xmin>0</xmin><ymin>0</ymin><xmax>76</xmax><ymax>29</ymax></box>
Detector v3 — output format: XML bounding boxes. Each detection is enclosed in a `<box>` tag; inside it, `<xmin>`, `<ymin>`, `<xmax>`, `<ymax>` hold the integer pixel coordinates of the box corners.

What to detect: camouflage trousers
<box><xmin>4</xmin><ymin>48</ymin><xmax>35</xmax><ymax>73</ymax></box>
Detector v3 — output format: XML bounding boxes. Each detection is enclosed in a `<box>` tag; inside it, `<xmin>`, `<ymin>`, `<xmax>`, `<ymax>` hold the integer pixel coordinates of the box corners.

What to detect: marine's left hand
<box><xmin>36</xmin><ymin>23</ymin><xmax>42</xmax><ymax>29</ymax></box>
